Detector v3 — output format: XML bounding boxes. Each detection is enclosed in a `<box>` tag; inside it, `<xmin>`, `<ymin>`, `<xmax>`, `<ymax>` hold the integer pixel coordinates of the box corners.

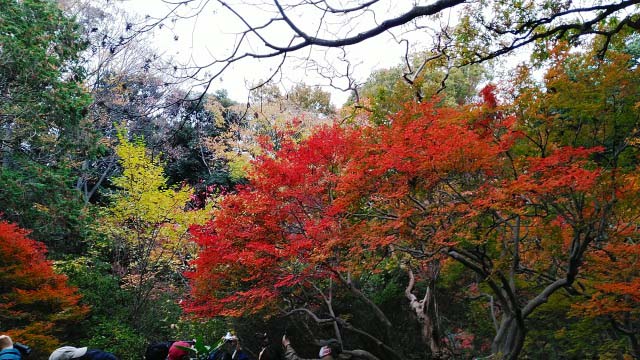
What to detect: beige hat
<box><xmin>49</xmin><ymin>346</ymin><xmax>88</xmax><ymax>360</ymax></box>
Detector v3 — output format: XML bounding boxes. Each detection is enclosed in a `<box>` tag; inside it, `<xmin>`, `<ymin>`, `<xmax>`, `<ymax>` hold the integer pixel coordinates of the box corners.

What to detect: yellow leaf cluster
<box><xmin>100</xmin><ymin>129</ymin><xmax>212</xmax><ymax>295</ymax></box>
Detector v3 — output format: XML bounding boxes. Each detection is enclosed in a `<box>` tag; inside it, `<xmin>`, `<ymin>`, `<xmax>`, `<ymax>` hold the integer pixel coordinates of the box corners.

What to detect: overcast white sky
<box><xmin>116</xmin><ymin>0</ymin><xmax>459</xmax><ymax>106</ymax></box>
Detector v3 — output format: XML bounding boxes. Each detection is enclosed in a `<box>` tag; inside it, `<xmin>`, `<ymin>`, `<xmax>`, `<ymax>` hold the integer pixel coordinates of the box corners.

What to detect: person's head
<box><xmin>221</xmin><ymin>333</ymin><xmax>238</xmax><ymax>353</ymax></box>
<box><xmin>167</xmin><ymin>341</ymin><xmax>191</xmax><ymax>360</ymax></box>
<box><xmin>0</xmin><ymin>335</ymin><xmax>13</xmax><ymax>350</ymax></box>
<box><xmin>49</xmin><ymin>346</ymin><xmax>88</xmax><ymax>360</ymax></box>
<box><xmin>255</xmin><ymin>332</ymin><xmax>269</xmax><ymax>347</ymax></box>
<box><xmin>144</xmin><ymin>342</ymin><xmax>170</xmax><ymax>360</ymax></box>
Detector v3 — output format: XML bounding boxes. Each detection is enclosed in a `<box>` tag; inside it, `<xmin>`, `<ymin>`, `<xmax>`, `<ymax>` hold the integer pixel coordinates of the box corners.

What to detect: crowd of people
<box><xmin>0</xmin><ymin>335</ymin><xmax>118</xmax><ymax>360</ymax></box>
<box><xmin>154</xmin><ymin>332</ymin><xmax>336</xmax><ymax>360</ymax></box>
<box><xmin>0</xmin><ymin>333</ymin><xmax>337</xmax><ymax>360</ymax></box>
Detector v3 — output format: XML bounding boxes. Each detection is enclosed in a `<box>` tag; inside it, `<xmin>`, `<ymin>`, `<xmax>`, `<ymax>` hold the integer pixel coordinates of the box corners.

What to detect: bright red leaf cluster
<box><xmin>186</xmin><ymin>125</ymin><xmax>361</xmax><ymax>317</ymax></box>
<box><xmin>185</xmin><ymin>82</ymin><xmax>639</xmax><ymax>358</ymax></box>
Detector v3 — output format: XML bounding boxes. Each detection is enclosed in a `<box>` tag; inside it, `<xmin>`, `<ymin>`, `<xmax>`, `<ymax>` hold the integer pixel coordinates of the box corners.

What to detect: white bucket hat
<box><xmin>222</xmin><ymin>332</ymin><xmax>238</xmax><ymax>342</ymax></box>
<box><xmin>49</xmin><ymin>346</ymin><xmax>88</xmax><ymax>360</ymax></box>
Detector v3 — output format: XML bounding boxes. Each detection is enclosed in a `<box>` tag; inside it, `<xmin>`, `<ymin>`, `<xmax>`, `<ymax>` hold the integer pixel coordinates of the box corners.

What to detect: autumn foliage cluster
<box><xmin>0</xmin><ymin>221</ymin><xmax>88</xmax><ymax>357</ymax></box>
<box><xmin>186</xmin><ymin>44</ymin><xmax>640</xmax><ymax>359</ymax></box>
<box><xmin>2</xmin><ymin>0</ymin><xmax>640</xmax><ymax>358</ymax></box>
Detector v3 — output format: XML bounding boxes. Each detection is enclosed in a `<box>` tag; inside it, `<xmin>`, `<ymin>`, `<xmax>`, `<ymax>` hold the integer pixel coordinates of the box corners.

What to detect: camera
<box><xmin>13</xmin><ymin>343</ymin><xmax>31</xmax><ymax>357</ymax></box>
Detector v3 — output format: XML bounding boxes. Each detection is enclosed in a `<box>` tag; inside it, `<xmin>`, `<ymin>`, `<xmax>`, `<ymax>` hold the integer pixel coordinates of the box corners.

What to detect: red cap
<box><xmin>168</xmin><ymin>341</ymin><xmax>191</xmax><ymax>360</ymax></box>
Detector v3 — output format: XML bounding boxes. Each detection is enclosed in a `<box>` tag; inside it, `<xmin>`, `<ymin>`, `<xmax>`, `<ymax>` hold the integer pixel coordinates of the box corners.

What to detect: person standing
<box><xmin>208</xmin><ymin>333</ymin><xmax>249</xmax><ymax>360</ymax></box>
<box><xmin>256</xmin><ymin>333</ymin><xmax>283</xmax><ymax>360</ymax></box>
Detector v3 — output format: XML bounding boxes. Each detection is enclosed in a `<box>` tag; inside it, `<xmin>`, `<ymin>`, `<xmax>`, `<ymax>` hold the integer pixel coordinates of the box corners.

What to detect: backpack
<box><xmin>0</xmin><ymin>349</ymin><xmax>21</xmax><ymax>360</ymax></box>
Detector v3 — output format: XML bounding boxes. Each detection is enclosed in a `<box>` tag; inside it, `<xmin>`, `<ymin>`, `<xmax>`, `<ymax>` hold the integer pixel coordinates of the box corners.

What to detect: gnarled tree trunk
<box><xmin>406</xmin><ymin>263</ymin><xmax>448</xmax><ymax>358</ymax></box>
<box><xmin>492</xmin><ymin>314</ymin><xmax>525</xmax><ymax>360</ymax></box>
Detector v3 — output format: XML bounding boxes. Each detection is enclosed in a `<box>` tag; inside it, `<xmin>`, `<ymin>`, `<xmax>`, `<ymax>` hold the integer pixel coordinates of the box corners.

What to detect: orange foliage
<box><xmin>184</xmin><ymin>85</ymin><xmax>640</xmax><ymax>357</ymax></box>
<box><xmin>184</xmin><ymin>46</ymin><xmax>640</xmax><ymax>358</ymax></box>
<box><xmin>0</xmin><ymin>220</ymin><xmax>88</xmax><ymax>356</ymax></box>
<box><xmin>185</xmin><ymin>100</ymin><xmax>513</xmax><ymax>317</ymax></box>
<box><xmin>575</xmin><ymin>242</ymin><xmax>640</xmax><ymax>321</ymax></box>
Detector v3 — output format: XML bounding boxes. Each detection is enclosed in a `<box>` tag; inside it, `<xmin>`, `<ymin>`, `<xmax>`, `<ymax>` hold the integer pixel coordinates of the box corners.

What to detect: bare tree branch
<box><xmin>133</xmin><ymin>0</ymin><xmax>640</xmax><ymax>99</ymax></box>
<box><xmin>273</xmin><ymin>0</ymin><xmax>466</xmax><ymax>50</ymax></box>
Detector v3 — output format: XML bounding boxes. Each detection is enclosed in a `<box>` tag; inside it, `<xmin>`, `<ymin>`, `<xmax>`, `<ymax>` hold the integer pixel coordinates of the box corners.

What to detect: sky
<box><xmin>115</xmin><ymin>0</ymin><xmax>460</xmax><ymax>107</ymax></box>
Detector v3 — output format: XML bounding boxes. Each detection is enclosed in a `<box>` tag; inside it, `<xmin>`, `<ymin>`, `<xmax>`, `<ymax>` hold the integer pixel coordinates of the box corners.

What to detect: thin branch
<box><xmin>331</xmin><ymin>268</ymin><xmax>393</xmax><ymax>329</ymax></box>
<box><xmin>281</xmin><ymin>308</ymin><xmax>335</xmax><ymax>325</ymax></box>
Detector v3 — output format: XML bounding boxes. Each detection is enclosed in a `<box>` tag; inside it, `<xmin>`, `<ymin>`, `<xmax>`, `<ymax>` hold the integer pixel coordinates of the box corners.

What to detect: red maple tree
<box><xmin>0</xmin><ymin>220</ymin><xmax>88</xmax><ymax>357</ymax></box>
<box><xmin>186</xmin><ymin>82</ymin><xmax>639</xmax><ymax>359</ymax></box>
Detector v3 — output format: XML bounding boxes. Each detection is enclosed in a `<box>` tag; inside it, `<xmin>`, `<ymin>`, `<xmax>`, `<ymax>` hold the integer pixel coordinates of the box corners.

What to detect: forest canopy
<box><xmin>0</xmin><ymin>0</ymin><xmax>639</xmax><ymax>360</ymax></box>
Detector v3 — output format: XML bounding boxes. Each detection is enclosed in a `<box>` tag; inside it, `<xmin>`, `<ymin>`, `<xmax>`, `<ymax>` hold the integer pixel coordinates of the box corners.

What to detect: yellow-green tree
<box><xmin>101</xmin><ymin>130</ymin><xmax>211</xmax><ymax>323</ymax></box>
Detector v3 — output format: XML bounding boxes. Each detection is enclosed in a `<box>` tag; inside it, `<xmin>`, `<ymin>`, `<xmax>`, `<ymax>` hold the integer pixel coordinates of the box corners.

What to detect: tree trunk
<box><xmin>629</xmin><ymin>333</ymin><xmax>639</xmax><ymax>360</ymax></box>
<box><xmin>2</xmin><ymin>121</ymin><xmax>12</xmax><ymax>168</ymax></box>
<box><xmin>405</xmin><ymin>265</ymin><xmax>447</xmax><ymax>358</ymax></box>
<box><xmin>491</xmin><ymin>315</ymin><xmax>525</xmax><ymax>360</ymax></box>
<box><xmin>421</xmin><ymin>285</ymin><xmax>445</xmax><ymax>357</ymax></box>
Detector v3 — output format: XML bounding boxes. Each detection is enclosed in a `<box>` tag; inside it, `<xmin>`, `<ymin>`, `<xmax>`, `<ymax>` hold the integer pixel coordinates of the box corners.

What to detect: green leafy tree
<box><xmin>0</xmin><ymin>0</ymin><xmax>95</xmax><ymax>253</ymax></box>
<box><xmin>0</xmin><ymin>0</ymin><xmax>92</xmax><ymax>167</ymax></box>
<box><xmin>346</xmin><ymin>58</ymin><xmax>485</xmax><ymax>124</ymax></box>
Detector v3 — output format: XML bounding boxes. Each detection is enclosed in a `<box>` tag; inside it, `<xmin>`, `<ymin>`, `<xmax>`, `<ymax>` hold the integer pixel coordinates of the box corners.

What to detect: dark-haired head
<box><xmin>144</xmin><ymin>342</ymin><xmax>171</xmax><ymax>360</ymax></box>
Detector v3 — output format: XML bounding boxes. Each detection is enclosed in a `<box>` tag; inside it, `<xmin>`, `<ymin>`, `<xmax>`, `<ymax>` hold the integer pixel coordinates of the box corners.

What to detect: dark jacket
<box><xmin>208</xmin><ymin>349</ymin><xmax>249</xmax><ymax>360</ymax></box>
<box><xmin>0</xmin><ymin>348</ymin><xmax>21</xmax><ymax>360</ymax></box>
<box><xmin>208</xmin><ymin>350</ymin><xmax>231</xmax><ymax>360</ymax></box>
<box><xmin>78</xmin><ymin>349</ymin><xmax>118</xmax><ymax>360</ymax></box>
